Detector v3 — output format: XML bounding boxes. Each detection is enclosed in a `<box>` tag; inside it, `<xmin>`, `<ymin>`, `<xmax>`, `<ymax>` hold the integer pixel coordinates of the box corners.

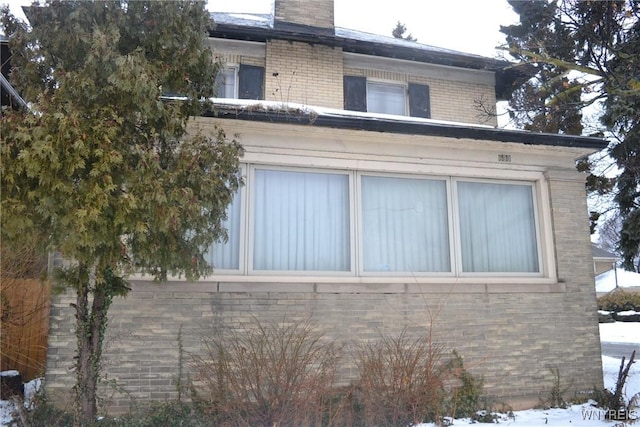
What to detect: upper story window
<box><xmin>213</xmin><ymin>64</ymin><xmax>265</xmax><ymax>100</ymax></box>
<box><xmin>366</xmin><ymin>81</ymin><xmax>406</xmax><ymax>115</ymax></box>
<box><xmin>344</xmin><ymin>76</ymin><xmax>430</xmax><ymax>118</ymax></box>
<box><xmin>214</xmin><ymin>67</ymin><xmax>237</xmax><ymax>98</ymax></box>
<box><xmin>206</xmin><ymin>166</ymin><xmax>543</xmax><ymax>278</ymax></box>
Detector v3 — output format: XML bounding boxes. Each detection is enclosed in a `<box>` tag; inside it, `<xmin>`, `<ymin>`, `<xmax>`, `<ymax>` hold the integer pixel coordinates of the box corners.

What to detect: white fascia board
<box><xmin>208</xmin><ymin>37</ymin><xmax>266</xmax><ymax>58</ymax></box>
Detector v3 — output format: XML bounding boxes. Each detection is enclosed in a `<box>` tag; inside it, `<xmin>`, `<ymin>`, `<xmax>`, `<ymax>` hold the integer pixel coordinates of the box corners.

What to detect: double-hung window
<box><xmin>366</xmin><ymin>82</ymin><xmax>407</xmax><ymax>116</ymax></box>
<box><xmin>206</xmin><ymin>167</ymin><xmax>543</xmax><ymax>277</ymax></box>
<box><xmin>344</xmin><ymin>76</ymin><xmax>431</xmax><ymax>118</ymax></box>
<box><xmin>213</xmin><ymin>64</ymin><xmax>266</xmax><ymax>99</ymax></box>
<box><xmin>214</xmin><ymin>67</ymin><xmax>237</xmax><ymax>98</ymax></box>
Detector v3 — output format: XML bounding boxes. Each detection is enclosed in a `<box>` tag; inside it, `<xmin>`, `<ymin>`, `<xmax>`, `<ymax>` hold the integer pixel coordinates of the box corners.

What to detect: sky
<box><xmin>2</xmin><ymin>0</ymin><xmax>520</xmax><ymax>58</ymax></box>
<box><xmin>212</xmin><ymin>0</ymin><xmax>520</xmax><ymax>58</ymax></box>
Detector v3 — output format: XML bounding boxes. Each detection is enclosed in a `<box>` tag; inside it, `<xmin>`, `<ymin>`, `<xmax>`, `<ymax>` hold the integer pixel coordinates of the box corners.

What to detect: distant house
<box><xmin>0</xmin><ymin>35</ymin><xmax>27</xmax><ymax>110</ymax></box>
<box><xmin>45</xmin><ymin>0</ymin><xmax>607</xmax><ymax>412</ymax></box>
<box><xmin>592</xmin><ymin>243</ymin><xmax>618</xmax><ymax>275</ymax></box>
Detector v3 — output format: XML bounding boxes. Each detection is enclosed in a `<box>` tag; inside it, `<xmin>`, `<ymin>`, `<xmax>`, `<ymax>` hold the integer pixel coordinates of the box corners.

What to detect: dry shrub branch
<box><xmin>355</xmin><ymin>328</ymin><xmax>447</xmax><ymax>426</ymax></box>
<box><xmin>192</xmin><ymin>317</ymin><xmax>343</xmax><ymax>427</ymax></box>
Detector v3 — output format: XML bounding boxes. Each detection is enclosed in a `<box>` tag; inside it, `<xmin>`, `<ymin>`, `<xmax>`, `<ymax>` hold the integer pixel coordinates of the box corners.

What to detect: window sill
<box><xmin>129</xmin><ymin>274</ymin><xmax>565</xmax><ymax>294</ymax></box>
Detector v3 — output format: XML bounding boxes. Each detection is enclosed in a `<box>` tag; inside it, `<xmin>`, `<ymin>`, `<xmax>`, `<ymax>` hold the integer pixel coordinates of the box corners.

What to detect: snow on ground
<box><xmin>596</xmin><ymin>268</ymin><xmax>640</xmax><ymax>293</ymax></box>
<box><xmin>0</xmin><ymin>377</ymin><xmax>41</xmax><ymax>426</ymax></box>
<box><xmin>0</xmin><ymin>325</ymin><xmax>638</xmax><ymax>426</ymax></box>
<box><xmin>599</xmin><ymin>321</ymin><xmax>640</xmax><ymax>343</ymax></box>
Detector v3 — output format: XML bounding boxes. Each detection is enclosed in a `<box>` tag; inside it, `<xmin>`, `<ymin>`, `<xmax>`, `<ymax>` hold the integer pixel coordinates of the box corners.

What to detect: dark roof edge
<box><xmin>204</xmin><ymin>106</ymin><xmax>607</xmax><ymax>151</ymax></box>
<box><xmin>0</xmin><ymin>73</ymin><xmax>28</xmax><ymax>109</ymax></box>
<box><xmin>209</xmin><ymin>20</ymin><xmax>507</xmax><ymax>72</ymax></box>
<box><xmin>209</xmin><ymin>18</ymin><xmax>530</xmax><ymax>100</ymax></box>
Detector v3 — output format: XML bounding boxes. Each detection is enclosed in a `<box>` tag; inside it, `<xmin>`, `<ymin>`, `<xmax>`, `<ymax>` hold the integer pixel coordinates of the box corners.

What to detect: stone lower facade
<box><xmin>43</xmin><ymin>120</ymin><xmax>604</xmax><ymax>414</ymax></box>
<box><xmin>45</xmin><ymin>275</ymin><xmax>602</xmax><ymax>413</ymax></box>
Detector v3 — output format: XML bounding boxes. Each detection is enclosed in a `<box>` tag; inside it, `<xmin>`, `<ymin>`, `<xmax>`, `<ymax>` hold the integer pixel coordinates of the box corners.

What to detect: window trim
<box><xmin>356</xmin><ymin>171</ymin><xmax>456</xmax><ymax>277</ymax></box>
<box><xmin>451</xmin><ymin>177</ymin><xmax>544</xmax><ymax>278</ymax></box>
<box><xmin>366</xmin><ymin>79</ymin><xmax>408</xmax><ymax>116</ymax></box>
<box><xmin>214</xmin><ymin>66</ymin><xmax>238</xmax><ymax>99</ymax></box>
<box><xmin>204</xmin><ymin>162</ymin><xmax>554</xmax><ymax>281</ymax></box>
<box><xmin>246</xmin><ymin>165</ymin><xmax>356</xmax><ymax>276</ymax></box>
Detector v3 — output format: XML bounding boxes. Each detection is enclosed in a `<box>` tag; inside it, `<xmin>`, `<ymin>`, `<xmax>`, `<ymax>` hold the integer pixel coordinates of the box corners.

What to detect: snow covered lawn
<box><xmin>0</xmin><ymin>378</ymin><xmax>41</xmax><ymax>426</ymax></box>
<box><xmin>1</xmin><ymin>323</ymin><xmax>638</xmax><ymax>426</ymax></box>
<box><xmin>600</xmin><ymin>321</ymin><xmax>640</xmax><ymax>344</ymax></box>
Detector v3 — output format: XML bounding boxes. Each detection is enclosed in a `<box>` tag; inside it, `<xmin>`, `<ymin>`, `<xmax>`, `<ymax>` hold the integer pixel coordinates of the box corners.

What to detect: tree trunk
<box><xmin>74</xmin><ymin>266</ymin><xmax>110</xmax><ymax>426</ymax></box>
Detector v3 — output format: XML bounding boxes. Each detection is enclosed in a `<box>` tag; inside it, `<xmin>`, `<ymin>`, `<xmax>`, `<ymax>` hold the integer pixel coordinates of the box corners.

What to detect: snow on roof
<box><xmin>159</xmin><ymin>96</ymin><xmax>604</xmax><ymax>148</ymax></box>
<box><xmin>212</xmin><ymin>12</ymin><xmax>273</xmax><ymax>29</ymax></box>
<box><xmin>211</xmin><ymin>12</ymin><xmax>493</xmax><ymax>60</ymax></box>
<box><xmin>334</xmin><ymin>27</ymin><xmax>489</xmax><ymax>59</ymax></box>
<box><xmin>592</xmin><ymin>243</ymin><xmax>618</xmax><ymax>260</ymax></box>
<box><xmin>596</xmin><ymin>268</ymin><xmax>640</xmax><ymax>293</ymax></box>
<box><xmin>207</xmin><ymin>97</ymin><xmax>494</xmax><ymax>129</ymax></box>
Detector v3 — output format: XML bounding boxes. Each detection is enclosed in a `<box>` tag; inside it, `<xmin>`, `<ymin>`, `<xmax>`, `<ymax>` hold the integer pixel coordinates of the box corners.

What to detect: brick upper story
<box><xmin>210</xmin><ymin>37</ymin><xmax>499</xmax><ymax>127</ymax></box>
<box><xmin>209</xmin><ymin>0</ymin><xmax>508</xmax><ymax>128</ymax></box>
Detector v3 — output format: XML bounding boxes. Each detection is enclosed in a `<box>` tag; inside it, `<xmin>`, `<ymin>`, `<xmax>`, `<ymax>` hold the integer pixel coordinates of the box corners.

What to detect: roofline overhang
<box><xmin>210</xmin><ymin>21</ymin><xmax>505</xmax><ymax>71</ymax></box>
<box><xmin>0</xmin><ymin>73</ymin><xmax>28</xmax><ymax>110</ymax></box>
<box><xmin>209</xmin><ymin>18</ymin><xmax>530</xmax><ymax>100</ymax></box>
<box><xmin>204</xmin><ymin>104</ymin><xmax>607</xmax><ymax>151</ymax></box>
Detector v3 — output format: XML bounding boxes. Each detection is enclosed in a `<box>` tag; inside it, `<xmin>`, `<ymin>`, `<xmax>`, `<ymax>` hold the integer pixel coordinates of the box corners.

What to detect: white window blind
<box><xmin>253</xmin><ymin>169</ymin><xmax>350</xmax><ymax>271</ymax></box>
<box><xmin>367</xmin><ymin>82</ymin><xmax>406</xmax><ymax>115</ymax></box>
<box><xmin>205</xmin><ymin>189</ymin><xmax>242</xmax><ymax>270</ymax></box>
<box><xmin>362</xmin><ymin>176</ymin><xmax>450</xmax><ymax>272</ymax></box>
<box><xmin>457</xmin><ymin>181</ymin><xmax>539</xmax><ymax>273</ymax></box>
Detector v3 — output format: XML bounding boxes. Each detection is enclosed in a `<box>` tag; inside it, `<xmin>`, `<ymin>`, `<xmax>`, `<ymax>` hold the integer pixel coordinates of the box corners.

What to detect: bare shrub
<box><xmin>594</xmin><ymin>350</ymin><xmax>637</xmax><ymax>421</ymax></box>
<box><xmin>192</xmin><ymin>317</ymin><xmax>343</xmax><ymax>427</ymax></box>
<box><xmin>355</xmin><ymin>329</ymin><xmax>447</xmax><ymax>426</ymax></box>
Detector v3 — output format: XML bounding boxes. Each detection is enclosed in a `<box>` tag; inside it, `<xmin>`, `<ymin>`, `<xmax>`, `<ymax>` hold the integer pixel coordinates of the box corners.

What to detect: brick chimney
<box><xmin>274</xmin><ymin>0</ymin><xmax>334</xmax><ymax>30</ymax></box>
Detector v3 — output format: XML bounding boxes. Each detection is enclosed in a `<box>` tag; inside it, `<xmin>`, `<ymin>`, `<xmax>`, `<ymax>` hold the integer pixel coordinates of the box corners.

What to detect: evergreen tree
<box><xmin>0</xmin><ymin>1</ymin><xmax>243</xmax><ymax>423</ymax></box>
<box><xmin>500</xmin><ymin>0</ymin><xmax>639</xmax><ymax>270</ymax></box>
<box><xmin>392</xmin><ymin>21</ymin><xmax>417</xmax><ymax>42</ymax></box>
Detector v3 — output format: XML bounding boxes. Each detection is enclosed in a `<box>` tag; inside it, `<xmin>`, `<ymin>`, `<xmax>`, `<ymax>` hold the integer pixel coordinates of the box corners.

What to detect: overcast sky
<box><xmin>209</xmin><ymin>0</ymin><xmax>521</xmax><ymax>58</ymax></box>
<box><xmin>2</xmin><ymin>0</ymin><xmax>520</xmax><ymax>58</ymax></box>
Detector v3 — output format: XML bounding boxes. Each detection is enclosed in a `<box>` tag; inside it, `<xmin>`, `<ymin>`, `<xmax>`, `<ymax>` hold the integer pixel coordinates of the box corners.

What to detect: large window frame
<box><xmin>357</xmin><ymin>172</ymin><xmax>455</xmax><ymax>277</ymax></box>
<box><xmin>206</xmin><ymin>164</ymin><xmax>548</xmax><ymax>279</ymax></box>
<box><xmin>247</xmin><ymin>166</ymin><xmax>356</xmax><ymax>276</ymax></box>
<box><xmin>451</xmin><ymin>178</ymin><xmax>542</xmax><ymax>278</ymax></box>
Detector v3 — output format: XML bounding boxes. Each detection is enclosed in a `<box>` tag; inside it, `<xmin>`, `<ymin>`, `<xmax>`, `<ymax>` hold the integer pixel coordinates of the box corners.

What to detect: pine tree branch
<box><xmin>498</xmin><ymin>46</ymin><xmax>604</xmax><ymax>77</ymax></box>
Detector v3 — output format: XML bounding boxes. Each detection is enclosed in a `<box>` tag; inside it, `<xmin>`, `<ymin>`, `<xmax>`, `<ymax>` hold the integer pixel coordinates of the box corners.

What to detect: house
<box><xmin>592</xmin><ymin>243</ymin><xmax>618</xmax><ymax>275</ymax></box>
<box><xmin>1</xmin><ymin>35</ymin><xmax>28</xmax><ymax>110</ymax></box>
<box><xmin>44</xmin><ymin>0</ymin><xmax>607</xmax><ymax>412</ymax></box>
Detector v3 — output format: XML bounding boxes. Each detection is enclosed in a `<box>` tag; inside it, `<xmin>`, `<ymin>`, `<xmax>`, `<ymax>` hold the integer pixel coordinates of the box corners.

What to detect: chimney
<box><xmin>274</xmin><ymin>0</ymin><xmax>334</xmax><ymax>30</ymax></box>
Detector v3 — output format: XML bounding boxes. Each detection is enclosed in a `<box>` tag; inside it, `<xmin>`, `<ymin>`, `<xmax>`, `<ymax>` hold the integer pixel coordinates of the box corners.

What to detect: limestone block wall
<box><xmin>45</xmin><ymin>167</ymin><xmax>602</xmax><ymax>412</ymax></box>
